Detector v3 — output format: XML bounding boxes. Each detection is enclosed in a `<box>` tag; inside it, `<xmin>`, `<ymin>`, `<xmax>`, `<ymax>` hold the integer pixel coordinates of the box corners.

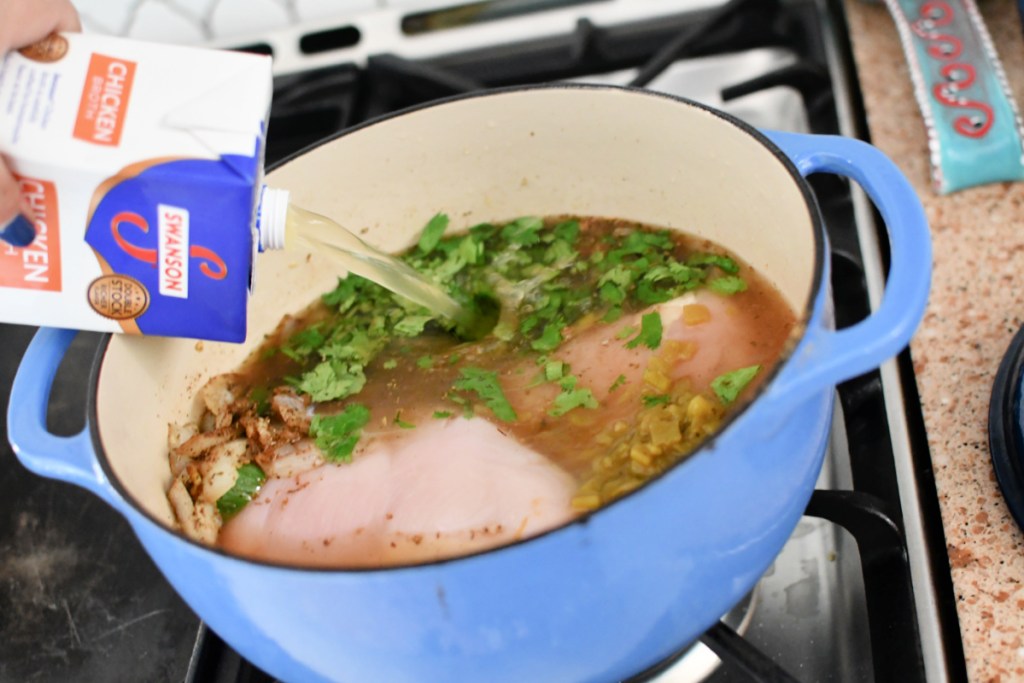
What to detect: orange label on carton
<box><xmin>73</xmin><ymin>53</ymin><xmax>136</xmax><ymax>146</ymax></box>
<box><xmin>0</xmin><ymin>177</ymin><xmax>62</xmax><ymax>291</ymax></box>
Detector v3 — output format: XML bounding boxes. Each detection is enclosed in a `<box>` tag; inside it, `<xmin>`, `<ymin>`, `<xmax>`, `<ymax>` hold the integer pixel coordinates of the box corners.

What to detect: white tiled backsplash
<box><xmin>71</xmin><ymin>0</ymin><xmax>423</xmax><ymax>45</ymax></box>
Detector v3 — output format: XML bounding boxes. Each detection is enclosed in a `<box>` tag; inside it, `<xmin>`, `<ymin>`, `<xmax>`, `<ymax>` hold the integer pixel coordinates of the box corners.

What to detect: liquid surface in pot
<box><xmin>165</xmin><ymin>216</ymin><xmax>796</xmax><ymax>566</ymax></box>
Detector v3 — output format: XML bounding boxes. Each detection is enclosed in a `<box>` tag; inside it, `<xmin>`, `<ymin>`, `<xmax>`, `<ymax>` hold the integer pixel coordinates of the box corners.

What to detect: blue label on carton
<box><xmin>85</xmin><ymin>154</ymin><xmax>259</xmax><ymax>342</ymax></box>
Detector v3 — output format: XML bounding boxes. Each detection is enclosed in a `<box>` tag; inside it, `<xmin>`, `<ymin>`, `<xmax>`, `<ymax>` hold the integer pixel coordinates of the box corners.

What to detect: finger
<box><xmin>0</xmin><ymin>161</ymin><xmax>35</xmax><ymax>247</ymax></box>
<box><xmin>54</xmin><ymin>1</ymin><xmax>82</xmax><ymax>33</ymax></box>
<box><xmin>0</xmin><ymin>0</ymin><xmax>82</xmax><ymax>53</ymax></box>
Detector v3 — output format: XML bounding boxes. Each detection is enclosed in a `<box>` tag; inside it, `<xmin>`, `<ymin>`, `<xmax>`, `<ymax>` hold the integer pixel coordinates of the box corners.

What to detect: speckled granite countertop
<box><xmin>844</xmin><ymin>1</ymin><xmax>1024</xmax><ymax>681</ymax></box>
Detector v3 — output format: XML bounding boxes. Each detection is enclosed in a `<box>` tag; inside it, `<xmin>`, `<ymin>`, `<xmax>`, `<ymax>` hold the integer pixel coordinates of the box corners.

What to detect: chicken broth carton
<box><xmin>0</xmin><ymin>33</ymin><xmax>273</xmax><ymax>342</ymax></box>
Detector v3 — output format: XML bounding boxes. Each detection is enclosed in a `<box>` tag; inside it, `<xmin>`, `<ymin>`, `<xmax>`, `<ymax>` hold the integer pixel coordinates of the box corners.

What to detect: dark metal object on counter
<box><xmin>987</xmin><ymin>324</ymin><xmax>1024</xmax><ymax>533</ymax></box>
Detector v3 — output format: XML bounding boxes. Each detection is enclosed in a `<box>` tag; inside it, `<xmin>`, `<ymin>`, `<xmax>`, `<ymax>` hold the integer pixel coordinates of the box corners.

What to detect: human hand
<box><xmin>0</xmin><ymin>0</ymin><xmax>80</xmax><ymax>246</ymax></box>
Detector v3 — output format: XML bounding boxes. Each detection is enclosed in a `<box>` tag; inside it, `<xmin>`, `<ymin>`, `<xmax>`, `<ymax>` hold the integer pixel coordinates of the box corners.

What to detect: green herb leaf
<box><xmin>708</xmin><ymin>275</ymin><xmax>748</xmax><ymax>295</ymax></box>
<box><xmin>394</xmin><ymin>314</ymin><xmax>433</xmax><ymax>337</ymax></box>
<box><xmin>322</xmin><ymin>277</ymin><xmax>359</xmax><ymax>310</ymax></box>
<box><xmin>598</xmin><ymin>264</ymin><xmax>634</xmax><ymax>288</ymax></box>
<box><xmin>548</xmin><ymin>376</ymin><xmax>599</xmax><ymax>417</ymax></box>
<box><xmin>625</xmin><ymin>312</ymin><xmax>663</xmax><ymax>350</ymax></box>
<box><xmin>711</xmin><ymin>365</ymin><xmax>761</xmax><ymax>405</ymax></box>
<box><xmin>216</xmin><ymin>463</ymin><xmax>266</xmax><ymax>522</ymax></box>
<box><xmin>602</xmin><ymin>307</ymin><xmax>623</xmax><ymax>323</ymax></box>
<box><xmin>418</xmin><ymin>213</ymin><xmax>449</xmax><ymax>254</ymax></box>
<box><xmin>382</xmin><ymin>359</ymin><xmax>398</xmax><ymax>370</ymax></box>
<box><xmin>417</xmin><ymin>356</ymin><xmax>434</xmax><ymax>369</ymax></box>
<box><xmin>531</xmin><ymin>322</ymin><xmax>563</xmax><ymax>352</ymax></box>
<box><xmin>394</xmin><ymin>412</ymin><xmax>415</xmax><ymax>429</ymax></box>
<box><xmin>553</xmin><ymin>220</ymin><xmax>580</xmax><ymax>243</ymax></box>
<box><xmin>688</xmin><ymin>252</ymin><xmax>740</xmax><ymax>274</ymax></box>
<box><xmin>642</xmin><ymin>394</ymin><xmax>671</xmax><ymax>407</ymax></box>
<box><xmin>433</xmin><ymin>410</ymin><xmax>453</xmax><ymax>419</ymax></box>
<box><xmin>635</xmin><ymin>278</ymin><xmax>675</xmax><ymax>305</ymax></box>
<box><xmin>609</xmin><ymin>374</ymin><xmax>627</xmax><ymax>393</ymax></box>
<box><xmin>248</xmin><ymin>386</ymin><xmax>271</xmax><ymax>416</ymax></box>
<box><xmin>544</xmin><ymin>360</ymin><xmax>565</xmax><ymax>382</ymax></box>
<box><xmin>501</xmin><ymin>216</ymin><xmax>543</xmax><ymax>245</ymax></box>
<box><xmin>281</xmin><ymin>325</ymin><xmax>326</xmax><ymax>361</ymax></box>
<box><xmin>310</xmin><ymin>404</ymin><xmax>371</xmax><ymax>462</ymax></box>
<box><xmin>600</xmin><ymin>281</ymin><xmax>626</xmax><ymax>306</ymax></box>
<box><xmin>452</xmin><ymin>368</ymin><xmax>517</xmax><ymax>422</ymax></box>
<box><xmin>296</xmin><ymin>361</ymin><xmax>366</xmax><ymax>402</ymax></box>
<box><xmin>615</xmin><ymin>325</ymin><xmax>638</xmax><ymax>340</ymax></box>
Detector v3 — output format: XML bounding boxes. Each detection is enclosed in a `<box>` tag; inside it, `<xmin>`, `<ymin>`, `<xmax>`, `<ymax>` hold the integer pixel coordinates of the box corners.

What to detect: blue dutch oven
<box><xmin>8</xmin><ymin>86</ymin><xmax>931</xmax><ymax>683</ymax></box>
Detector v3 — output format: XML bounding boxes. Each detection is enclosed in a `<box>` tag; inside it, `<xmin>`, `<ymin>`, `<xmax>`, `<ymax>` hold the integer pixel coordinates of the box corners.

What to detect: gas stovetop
<box><xmin>0</xmin><ymin>2</ymin><xmax>964</xmax><ymax>682</ymax></box>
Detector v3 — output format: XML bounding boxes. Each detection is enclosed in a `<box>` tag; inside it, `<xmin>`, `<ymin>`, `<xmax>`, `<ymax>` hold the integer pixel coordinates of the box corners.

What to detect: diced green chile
<box><xmin>217</xmin><ymin>463</ymin><xmax>266</xmax><ymax>521</ymax></box>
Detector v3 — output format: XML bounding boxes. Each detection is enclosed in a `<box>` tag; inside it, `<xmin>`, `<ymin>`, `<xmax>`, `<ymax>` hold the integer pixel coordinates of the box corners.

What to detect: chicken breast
<box><xmin>501</xmin><ymin>290</ymin><xmax>767</xmax><ymax>426</ymax></box>
<box><xmin>219</xmin><ymin>417</ymin><xmax>576</xmax><ymax>567</ymax></box>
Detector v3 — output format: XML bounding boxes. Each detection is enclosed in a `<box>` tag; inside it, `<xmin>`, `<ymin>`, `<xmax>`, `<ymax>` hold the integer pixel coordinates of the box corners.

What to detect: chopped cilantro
<box><xmin>602</xmin><ymin>307</ymin><xmax>623</xmax><ymax>323</ymax></box>
<box><xmin>609</xmin><ymin>374</ymin><xmax>628</xmax><ymax>392</ymax></box>
<box><xmin>625</xmin><ymin>312</ymin><xmax>663</xmax><ymax>350</ymax></box>
<box><xmin>452</xmin><ymin>367</ymin><xmax>517</xmax><ymax>422</ymax></box>
<box><xmin>296</xmin><ymin>361</ymin><xmax>365</xmax><ymax>402</ymax></box>
<box><xmin>635</xmin><ymin>278</ymin><xmax>676</xmax><ymax>305</ymax></box>
<box><xmin>708</xmin><ymin>276</ymin><xmax>748</xmax><ymax>295</ymax></box>
<box><xmin>468</xmin><ymin>221</ymin><xmax>497</xmax><ymax>241</ymax></box>
<box><xmin>599</xmin><ymin>264</ymin><xmax>634</xmax><ymax>289</ymax></box>
<box><xmin>552</xmin><ymin>219</ymin><xmax>580</xmax><ymax>243</ymax></box>
<box><xmin>448</xmin><ymin>394</ymin><xmax>477</xmax><ymax>419</ymax></box>
<box><xmin>544</xmin><ymin>238</ymin><xmax>576</xmax><ymax>266</ymax></box>
<box><xmin>688</xmin><ymin>253</ymin><xmax>740</xmax><ymax>274</ymax></box>
<box><xmin>501</xmin><ymin>216</ymin><xmax>543</xmax><ymax>245</ymax></box>
<box><xmin>394</xmin><ymin>314</ymin><xmax>433</xmax><ymax>337</ymax></box>
<box><xmin>600</xmin><ymin>281</ymin><xmax>626</xmax><ymax>305</ymax></box>
<box><xmin>310</xmin><ymin>404</ymin><xmax>371</xmax><ymax>462</ymax></box>
<box><xmin>544</xmin><ymin>360</ymin><xmax>565</xmax><ymax>381</ymax></box>
<box><xmin>394</xmin><ymin>412</ymin><xmax>415</xmax><ymax>429</ymax></box>
<box><xmin>711</xmin><ymin>365</ymin><xmax>761</xmax><ymax>405</ymax></box>
<box><xmin>531</xmin><ymin>322</ymin><xmax>563</xmax><ymax>352</ymax></box>
<box><xmin>642</xmin><ymin>394</ymin><xmax>671</xmax><ymax>407</ymax></box>
<box><xmin>418</xmin><ymin>213</ymin><xmax>449</xmax><ymax>254</ymax></box>
<box><xmin>549</xmin><ymin>375</ymin><xmax>599</xmax><ymax>417</ymax></box>
<box><xmin>615</xmin><ymin>325</ymin><xmax>638</xmax><ymax>340</ymax></box>
<box><xmin>382</xmin><ymin>359</ymin><xmax>398</xmax><ymax>370</ymax></box>
<box><xmin>433</xmin><ymin>410</ymin><xmax>453</xmax><ymax>419</ymax></box>
<box><xmin>417</xmin><ymin>356</ymin><xmax>434</xmax><ymax>369</ymax></box>
<box><xmin>322</xmin><ymin>277</ymin><xmax>360</xmax><ymax>310</ymax></box>
<box><xmin>281</xmin><ymin>325</ymin><xmax>326</xmax><ymax>361</ymax></box>
<box><xmin>216</xmin><ymin>463</ymin><xmax>265</xmax><ymax>522</ymax></box>
<box><xmin>457</xmin><ymin>236</ymin><xmax>483</xmax><ymax>265</ymax></box>
<box><xmin>248</xmin><ymin>386</ymin><xmax>271</xmax><ymax>416</ymax></box>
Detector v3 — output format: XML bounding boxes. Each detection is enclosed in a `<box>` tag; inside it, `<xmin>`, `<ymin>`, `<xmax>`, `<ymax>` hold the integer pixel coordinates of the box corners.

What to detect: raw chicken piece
<box><xmin>557</xmin><ymin>290</ymin><xmax>738</xmax><ymax>398</ymax></box>
<box><xmin>502</xmin><ymin>290</ymin><xmax>764</xmax><ymax>431</ymax></box>
<box><xmin>219</xmin><ymin>418</ymin><xmax>576</xmax><ymax>567</ymax></box>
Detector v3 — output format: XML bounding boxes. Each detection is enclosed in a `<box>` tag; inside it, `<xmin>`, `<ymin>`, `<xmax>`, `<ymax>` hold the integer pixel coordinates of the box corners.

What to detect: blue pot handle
<box><xmin>760</xmin><ymin>130</ymin><xmax>931</xmax><ymax>414</ymax></box>
<box><xmin>7</xmin><ymin>327</ymin><xmax>123</xmax><ymax>510</ymax></box>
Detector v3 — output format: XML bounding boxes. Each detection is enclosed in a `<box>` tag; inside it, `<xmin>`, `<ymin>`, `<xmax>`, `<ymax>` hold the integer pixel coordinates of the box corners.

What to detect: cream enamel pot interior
<box><xmin>9</xmin><ymin>86</ymin><xmax>931</xmax><ymax>683</ymax></box>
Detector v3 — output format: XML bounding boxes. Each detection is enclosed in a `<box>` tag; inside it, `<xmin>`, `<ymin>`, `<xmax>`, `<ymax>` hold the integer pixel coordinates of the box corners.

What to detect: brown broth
<box><xmin>236</xmin><ymin>217</ymin><xmax>796</xmax><ymax>483</ymax></box>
